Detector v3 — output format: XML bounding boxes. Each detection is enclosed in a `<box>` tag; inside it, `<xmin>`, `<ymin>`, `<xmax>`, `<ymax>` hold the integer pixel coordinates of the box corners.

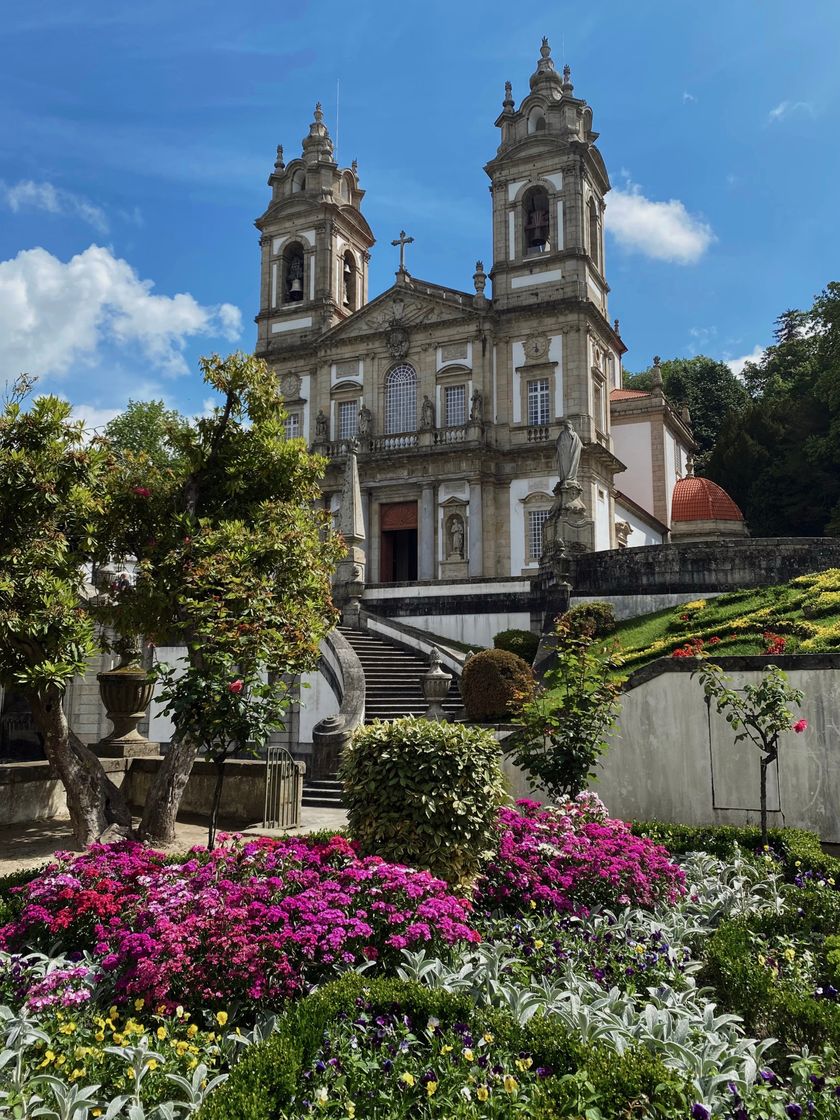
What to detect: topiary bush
<box><xmin>493</xmin><ymin>627</ymin><xmax>540</xmax><ymax>664</ymax></box>
<box><xmin>339</xmin><ymin>716</ymin><xmax>505</xmax><ymax>885</ymax></box>
<box><xmin>562</xmin><ymin>600</ymin><xmax>616</xmax><ymax>638</ymax></box>
<box><xmin>460</xmin><ymin>647</ymin><xmax>534</xmax><ymax>722</ymax></box>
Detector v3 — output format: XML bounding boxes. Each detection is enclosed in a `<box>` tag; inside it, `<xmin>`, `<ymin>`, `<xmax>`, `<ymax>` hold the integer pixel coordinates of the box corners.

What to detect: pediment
<box><xmin>319</xmin><ymin>281</ymin><xmax>479</xmax><ymax>352</ymax></box>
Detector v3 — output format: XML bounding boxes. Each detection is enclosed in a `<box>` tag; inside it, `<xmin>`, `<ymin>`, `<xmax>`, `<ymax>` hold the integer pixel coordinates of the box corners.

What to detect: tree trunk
<box><xmin>28</xmin><ymin>685</ymin><xmax>133</xmax><ymax>849</ymax></box>
<box><xmin>207</xmin><ymin>759</ymin><xmax>226</xmax><ymax>850</ymax></box>
<box><xmin>138</xmin><ymin>735</ymin><xmax>198</xmax><ymax>845</ymax></box>
<box><xmin>759</xmin><ymin>755</ymin><xmax>769</xmax><ymax>849</ymax></box>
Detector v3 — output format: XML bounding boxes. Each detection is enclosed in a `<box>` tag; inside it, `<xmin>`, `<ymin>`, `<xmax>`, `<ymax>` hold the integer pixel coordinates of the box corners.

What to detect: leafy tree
<box><xmin>693</xmin><ymin>660</ymin><xmax>807</xmax><ymax>846</ymax></box>
<box><xmin>706</xmin><ymin>284</ymin><xmax>840</xmax><ymax>535</ymax></box>
<box><xmin>0</xmin><ymin>376</ymin><xmax>133</xmax><ymax>842</ymax></box>
<box><xmin>95</xmin><ymin>351</ymin><xmax>343</xmax><ymax>844</ymax></box>
<box><xmin>509</xmin><ymin>618</ymin><xmax>621</xmax><ymax>801</ymax></box>
<box><xmin>104</xmin><ymin>399</ymin><xmax>190</xmax><ymax>470</ymax></box>
<box><xmin>624</xmin><ymin>356</ymin><xmax>748</xmax><ymax>469</ymax></box>
<box><xmin>0</xmin><ymin>353</ymin><xmax>341</xmax><ymax>848</ymax></box>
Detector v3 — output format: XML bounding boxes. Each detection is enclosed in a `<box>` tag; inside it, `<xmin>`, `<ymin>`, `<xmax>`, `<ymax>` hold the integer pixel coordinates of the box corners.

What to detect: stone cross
<box><xmin>391</xmin><ymin>229</ymin><xmax>414</xmax><ymax>272</ymax></box>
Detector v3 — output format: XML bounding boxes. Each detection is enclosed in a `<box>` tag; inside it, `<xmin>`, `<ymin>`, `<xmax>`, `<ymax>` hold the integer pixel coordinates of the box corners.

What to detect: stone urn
<box><xmin>421</xmin><ymin>647</ymin><xmax>453</xmax><ymax>721</ymax></box>
<box><xmin>96</xmin><ymin>654</ymin><xmax>159</xmax><ymax>758</ymax></box>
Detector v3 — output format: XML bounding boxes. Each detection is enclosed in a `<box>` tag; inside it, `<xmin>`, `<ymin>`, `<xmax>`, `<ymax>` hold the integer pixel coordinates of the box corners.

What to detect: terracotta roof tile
<box><xmin>672</xmin><ymin>476</ymin><xmax>744</xmax><ymax>522</ymax></box>
<box><xmin>610</xmin><ymin>388</ymin><xmax>651</xmax><ymax>400</ymax></box>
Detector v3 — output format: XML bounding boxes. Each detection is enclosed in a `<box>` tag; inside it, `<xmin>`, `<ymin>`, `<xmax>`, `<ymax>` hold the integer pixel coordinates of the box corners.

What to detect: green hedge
<box><xmin>0</xmin><ymin>865</ymin><xmax>47</xmax><ymax>925</ymax></box>
<box><xmin>196</xmin><ymin>975</ymin><xmax>688</xmax><ymax>1120</ymax></box>
<box><xmin>631</xmin><ymin>820</ymin><xmax>840</xmax><ymax>883</ymax></box>
<box><xmin>701</xmin><ymin>887</ymin><xmax>840</xmax><ymax>1054</ymax></box>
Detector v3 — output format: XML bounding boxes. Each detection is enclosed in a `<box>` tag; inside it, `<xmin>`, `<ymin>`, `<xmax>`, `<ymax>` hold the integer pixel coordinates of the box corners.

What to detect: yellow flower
<box><xmin>529</xmin><ymin>900</ymin><xmax>536</xmax><ymax>909</ymax></box>
<box><xmin>39</xmin><ymin>1050</ymin><xmax>56</xmax><ymax>1068</ymax></box>
<box><xmin>533</xmin><ymin>939</ymin><xmax>544</xmax><ymax>950</ymax></box>
<box><xmin>112</xmin><ymin>1034</ymin><xmax>125</xmax><ymax>1046</ymax></box>
<box><xmin>176</xmin><ymin>1005</ymin><xmax>185</xmax><ymax>1018</ymax></box>
<box><xmin>56</xmin><ymin>1055</ymin><xmax>66</xmax><ymax>1067</ymax></box>
<box><xmin>503</xmin><ymin>1074</ymin><xmax>518</xmax><ymax>1094</ymax></box>
<box><xmin>216</xmin><ymin>1011</ymin><xmax>228</xmax><ymax>1027</ymax></box>
<box><xmin>784</xmin><ymin>948</ymin><xmax>796</xmax><ymax>962</ymax></box>
<box><xmin>128</xmin><ymin>1067</ymin><xmax>136</xmax><ymax>1079</ymax></box>
<box><xmin>109</xmin><ymin>1006</ymin><xmax>119</xmax><ymax>1020</ymax></box>
<box><xmin>441</xmin><ymin>1044</ymin><xmax>453</xmax><ymax>1054</ymax></box>
<box><xmin>134</xmin><ymin>999</ymin><xmax>145</xmax><ymax>1011</ymax></box>
<box><xmin>70</xmin><ymin>1067</ymin><xmax>85</xmax><ymax>1081</ymax></box>
<box><xmin>516</xmin><ymin>1057</ymin><xmax>533</xmax><ymax>1071</ymax></box>
<box><xmin>93</xmin><ymin>1112</ymin><xmax>103</xmax><ymax>1118</ymax></box>
<box><xmin>189</xmin><ymin>1058</ymin><xmax>198</xmax><ymax>1070</ymax></box>
<box><xmin>477</xmin><ymin>1086</ymin><xmax>489</xmax><ymax>1101</ymax></box>
<box><xmin>149</xmin><ymin>1060</ymin><xmax>159</xmax><ymax>1071</ymax></box>
<box><xmin>95</xmin><ymin>1031</ymin><xmax>105</xmax><ymax>1042</ymax></box>
<box><xmin>346</xmin><ymin>1104</ymin><xmax>356</xmax><ymax>1118</ymax></box>
<box><xmin>400</xmin><ymin>1072</ymin><xmax>415</xmax><ymax>1087</ymax></box>
<box><xmin>483</xmin><ymin>1033</ymin><xmax>494</xmax><ymax>1043</ymax></box>
<box><xmin>426</xmin><ymin>1081</ymin><xmax>438</xmax><ymax>1096</ymax></box>
<box><xmin>464</xmin><ymin>1048</ymin><xmax>475</xmax><ymax>1062</ymax></box>
<box><xmin>187</xmin><ymin>1024</ymin><xmax>198</xmax><ymax>1038</ymax></box>
<box><xmin>156</xmin><ymin>1026</ymin><xmax>167</xmax><ymax>1040</ymax></box>
<box><xmin>758</xmin><ymin>954</ymin><xmax>766</xmax><ymax>966</ymax></box>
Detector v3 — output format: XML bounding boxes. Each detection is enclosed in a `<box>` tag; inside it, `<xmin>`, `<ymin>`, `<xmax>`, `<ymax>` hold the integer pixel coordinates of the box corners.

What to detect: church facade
<box><xmin>254</xmin><ymin>39</ymin><xmax>672</xmax><ymax>587</ymax></box>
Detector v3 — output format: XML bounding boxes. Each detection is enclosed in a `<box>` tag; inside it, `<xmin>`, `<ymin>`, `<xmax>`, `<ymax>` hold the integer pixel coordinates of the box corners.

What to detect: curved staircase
<box><xmin>300</xmin><ymin>625</ymin><xmax>462</xmax><ymax>808</ymax></box>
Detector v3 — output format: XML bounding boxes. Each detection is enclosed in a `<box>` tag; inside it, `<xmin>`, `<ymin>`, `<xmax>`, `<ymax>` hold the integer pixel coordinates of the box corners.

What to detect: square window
<box><xmin>284</xmin><ymin>412</ymin><xmax>301</xmax><ymax>440</ymax></box>
<box><xmin>527</xmin><ymin>378</ymin><xmax>550</xmax><ymax>426</ymax></box>
<box><xmin>527</xmin><ymin>508</ymin><xmax>551</xmax><ymax>561</ymax></box>
<box><xmin>337</xmin><ymin>400</ymin><xmax>357</xmax><ymax>440</ymax></box>
<box><xmin>444</xmin><ymin>384</ymin><xmax>466</xmax><ymax>427</ymax></box>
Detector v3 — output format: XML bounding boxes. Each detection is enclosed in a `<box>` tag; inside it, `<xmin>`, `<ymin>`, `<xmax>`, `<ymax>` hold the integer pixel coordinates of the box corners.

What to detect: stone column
<box><xmin>419</xmin><ymin>483</ymin><xmax>436</xmax><ymax>581</ymax></box>
<box><xmin>468</xmin><ymin>481</ymin><xmax>483</xmax><ymax>578</ymax></box>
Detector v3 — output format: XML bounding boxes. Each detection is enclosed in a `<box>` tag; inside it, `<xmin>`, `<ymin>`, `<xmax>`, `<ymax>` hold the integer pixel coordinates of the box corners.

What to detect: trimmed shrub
<box><xmin>340</xmin><ymin>717</ymin><xmax>505</xmax><ymax>886</ymax></box>
<box><xmin>460</xmin><ymin>647</ymin><xmax>534</xmax><ymax>722</ymax></box>
<box><xmin>562</xmin><ymin>600</ymin><xmax>616</xmax><ymax>638</ymax></box>
<box><xmin>196</xmin><ymin>974</ymin><xmax>688</xmax><ymax>1120</ymax></box>
<box><xmin>493</xmin><ymin>627</ymin><xmax>540</xmax><ymax>664</ymax></box>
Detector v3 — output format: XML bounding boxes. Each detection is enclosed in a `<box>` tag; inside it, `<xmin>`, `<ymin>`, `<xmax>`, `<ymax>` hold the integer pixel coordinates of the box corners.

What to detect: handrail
<box><xmin>311</xmin><ymin>629</ymin><xmax>365</xmax><ymax>779</ymax></box>
<box><xmin>358</xmin><ymin>610</ymin><xmax>466</xmax><ymax>677</ymax></box>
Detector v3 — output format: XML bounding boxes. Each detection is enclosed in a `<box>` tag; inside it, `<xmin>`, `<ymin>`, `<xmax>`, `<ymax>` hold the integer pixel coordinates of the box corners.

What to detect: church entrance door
<box><xmin>379</xmin><ymin>501</ymin><xmax>418</xmax><ymax>583</ymax></box>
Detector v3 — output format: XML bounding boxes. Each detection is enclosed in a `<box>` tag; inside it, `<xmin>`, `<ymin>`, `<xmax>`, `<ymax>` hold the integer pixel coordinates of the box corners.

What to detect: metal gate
<box><xmin>263</xmin><ymin>746</ymin><xmax>302</xmax><ymax>829</ymax></box>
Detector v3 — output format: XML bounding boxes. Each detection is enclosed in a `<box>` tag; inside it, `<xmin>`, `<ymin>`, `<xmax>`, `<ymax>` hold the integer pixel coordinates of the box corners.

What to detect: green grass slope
<box><xmin>604</xmin><ymin>568</ymin><xmax>840</xmax><ymax>679</ymax></box>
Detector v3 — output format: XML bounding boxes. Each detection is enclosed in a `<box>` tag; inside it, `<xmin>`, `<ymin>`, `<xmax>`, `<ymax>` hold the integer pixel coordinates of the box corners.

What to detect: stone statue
<box><xmin>555</xmin><ymin>419</ymin><xmax>582</xmax><ymax>487</ymax></box>
<box><xmin>447</xmin><ymin>514</ymin><xmax>465</xmax><ymax>559</ymax></box>
<box><xmin>357</xmin><ymin>403</ymin><xmax>372</xmax><ymax>437</ymax></box>
<box><xmin>470</xmin><ymin>389</ymin><xmax>483</xmax><ymax>423</ymax></box>
<box><xmin>420</xmin><ymin>394</ymin><xmax>435</xmax><ymax>430</ymax></box>
<box><xmin>315</xmin><ymin>408</ymin><xmax>329</xmax><ymax>442</ymax></box>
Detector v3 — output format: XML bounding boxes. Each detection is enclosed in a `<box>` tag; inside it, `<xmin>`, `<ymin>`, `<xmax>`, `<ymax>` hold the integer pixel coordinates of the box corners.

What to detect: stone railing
<box><xmin>369</xmin><ymin>432</ymin><xmax>418</xmax><ymax>452</ymax></box>
<box><xmin>434</xmin><ymin>425</ymin><xmax>467</xmax><ymax>445</ymax></box>
<box><xmin>526</xmin><ymin>425</ymin><xmax>551</xmax><ymax>442</ymax></box>
<box><xmin>359</xmin><ymin>610</ymin><xmax>465</xmax><ymax>677</ymax></box>
<box><xmin>311</xmin><ymin>628</ymin><xmax>365</xmax><ymax>779</ymax></box>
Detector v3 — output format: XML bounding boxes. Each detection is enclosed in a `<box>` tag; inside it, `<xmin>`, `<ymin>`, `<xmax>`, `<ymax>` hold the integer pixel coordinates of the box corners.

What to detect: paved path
<box><xmin>0</xmin><ymin>807</ymin><xmax>348</xmax><ymax>876</ymax></box>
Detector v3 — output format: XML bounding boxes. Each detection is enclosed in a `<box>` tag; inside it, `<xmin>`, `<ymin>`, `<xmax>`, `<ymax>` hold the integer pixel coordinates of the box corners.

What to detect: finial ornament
<box><xmin>274</xmin><ymin>144</ymin><xmax>284</xmax><ymax>169</ymax></box>
<box><xmin>652</xmin><ymin>356</ymin><xmax>663</xmax><ymax>388</ymax></box>
<box><xmin>540</xmin><ymin>36</ymin><xmax>551</xmax><ymax>58</ymax></box>
<box><xmin>562</xmin><ymin>63</ymin><xmax>574</xmax><ymax>92</ymax></box>
<box><xmin>314</xmin><ymin>101</ymin><xmax>323</xmax><ymax>121</ymax></box>
<box><xmin>391</xmin><ymin>229</ymin><xmax>415</xmax><ymax>273</ymax></box>
<box><xmin>351</xmin><ymin>158</ymin><xmax>358</xmax><ymax>172</ymax></box>
<box><xmin>686</xmin><ymin>455</ymin><xmax>695</xmax><ymax>477</ymax></box>
<box><xmin>613</xmin><ymin>317</ymin><xmax>620</xmax><ymax>335</ymax></box>
<box><xmin>504</xmin><ymin>79</ymin><xmax>513</xmax><ymax>104</ymax></box>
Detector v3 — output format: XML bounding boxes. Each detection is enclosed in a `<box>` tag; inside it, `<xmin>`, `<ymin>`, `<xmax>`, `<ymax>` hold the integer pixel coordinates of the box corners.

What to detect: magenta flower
<box><xmin>228</xmin><ymin>679</ymin><xmax>244</xmax><ymax>694</ymax></box>
<box><xmin>793</xmin><ymin>719</ymin><xmax>808</xmax><ymax>733</ymax></box>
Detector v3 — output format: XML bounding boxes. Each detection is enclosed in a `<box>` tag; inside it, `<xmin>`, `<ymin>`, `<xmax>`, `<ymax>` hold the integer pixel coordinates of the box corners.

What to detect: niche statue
<box><xmin>555</xmin><ymin>419</ymin><xmax>582</xmax><ymax>488</ymax></box>
<box><xmin>447</xmin><ymin>514</ymin><xmax>465</xmax><ymax>559</ymax></box>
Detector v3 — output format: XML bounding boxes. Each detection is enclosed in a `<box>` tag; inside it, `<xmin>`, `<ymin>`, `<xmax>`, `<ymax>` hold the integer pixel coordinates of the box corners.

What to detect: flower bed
<box><xmin>0</xmin><ymin>835</ymin><xmax>479</xmax><ymax>1011</ymax></box>
<box><xmin>477</xmin><ymin>796</ymin><xmax>685</xmax><ymax>916</ymax></box>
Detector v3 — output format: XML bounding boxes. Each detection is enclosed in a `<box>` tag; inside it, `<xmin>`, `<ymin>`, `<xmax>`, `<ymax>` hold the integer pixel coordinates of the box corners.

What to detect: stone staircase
<box><xmin>300</xmin><ymin>626</ymin><xmax>463</xmax><ymax>808</ymax></box>
<box><xmin>339</xmin><ymin>626</ymin><xmax>462</xmax><ymax>723</ymax></box>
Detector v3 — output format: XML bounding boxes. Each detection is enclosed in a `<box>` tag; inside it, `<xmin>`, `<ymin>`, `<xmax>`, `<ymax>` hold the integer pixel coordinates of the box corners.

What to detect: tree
<box><xmin>95</xmin><ymin>351</ymin><xmax>343</xmax><ymax>844</ymax></box>
<box><xmin>624</xmin><ymin>356</ymin><xmax>749</xmax><ymax>469</ymax></box>
<box><xmin>104</xmin><ymin>400</ymin><xmax>190</xmax><ymax>470</ymax></box>
<box><xmin>694</xmin><ymin>660</ymin><xmax>806</xmax><ymax>847</ymax></box>
<box><xmin>0</xmin><ymin>377</ymin><xmax>133</xmax><ymax>843</ymax></box>
<box><xmin>509</xmin><ymin>618</ymin><xmax>621</xmax><ymax>801</ymax></box>
<box><xmin>0</xmin><ymin>353</ymin><xmax>341</xmax><ymax>848</ymax></box>
<box><xmin>706</xmin><ymin>285</ymin><xmax>840</xmax><ymax>535</ymax></box>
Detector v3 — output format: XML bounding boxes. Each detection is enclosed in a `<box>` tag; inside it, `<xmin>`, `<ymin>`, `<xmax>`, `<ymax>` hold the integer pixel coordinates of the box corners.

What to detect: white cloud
<box><xmin>67</xmin><ymin>403</ymin><xmax>123</xmax><ymax>433</ymax></box>
<box><xmin>725</xmin><ymin>345</ymin><xmax>765</xmax><ymax>377</ymax></box>
<box><xmin>0</xmin><ymin>244</ymin><xmax>243</xmax><ymax>380</ymax></box>
<box><xmin>1</xmin><ymin>179</ymin><xmax>109</xmax><ymax>233</ymax></box>
<box><xmin>606</xmin><ymin>179</ymin><xmax>715</xmax><ymax>264</ymax></box>
<box><xmin>767</xmin><ymin>100</ymin><xmax>814</xmax><ymax>124</ymax></box>
<box><xmin>682</xmin><ymin>91</ymin><xmax>697</xmax><ymax>103</ymax></box>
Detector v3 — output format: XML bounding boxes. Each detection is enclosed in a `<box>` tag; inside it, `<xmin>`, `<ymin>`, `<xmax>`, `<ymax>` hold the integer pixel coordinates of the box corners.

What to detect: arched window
<box><xmin>385</xmin><ymin>364</ymin><xmax>417</xmax><ymax>434</ymax></box>
<box><xmin>342</xmin><ymin>250</ymin><xmax>357</xmax><ymax>310</ymax></box>
<box><xmin>588</xmin><ymin>198</ymin><xmax>601</xmax><ymax>271</ymax></box>
<box><xmin>291</xmin><ymin>168</ymin><xmax>305</xmax><ymax>193</ymax></box>
<box><xmin>527</xmin><ymin>108</ymin><xmax>546</xmax><ymax>134</ymax></box>
<box><xmin>522</xmin><ymin>186</ymin><xmax>550</xmax><ymax>254</ymax></box>
<box><xmin>282</xmin><ymin>242</ymin><xmax>305</xmax><ymax>303</ymax></box>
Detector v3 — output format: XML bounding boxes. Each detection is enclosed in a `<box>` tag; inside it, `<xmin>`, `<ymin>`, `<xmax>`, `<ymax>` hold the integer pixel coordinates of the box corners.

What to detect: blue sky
<box><xmin>1</xmin><ymin>0</ymin><xmax>838</xmax><ymax>427</ymax></box>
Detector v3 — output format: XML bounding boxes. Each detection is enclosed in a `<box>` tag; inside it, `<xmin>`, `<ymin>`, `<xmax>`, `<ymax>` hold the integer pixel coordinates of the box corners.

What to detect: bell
<box><xmin>290</xmin><ymin>276</ymin><xmax>303</xmax><ymax>295</ymax></box>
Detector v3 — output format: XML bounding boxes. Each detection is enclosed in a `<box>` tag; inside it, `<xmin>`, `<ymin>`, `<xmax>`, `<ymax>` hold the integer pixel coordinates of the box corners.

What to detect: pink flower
<box><xmin>228</xmin><ymin>679</ymin><xmax>244</xmax><ymax>694</ymax></box>
<box><xmin>132</xmin><ymin>486</ymin><xmax>151</xmax><ymax>498</ymax></box>
<box><xmin>793</xmin><ymin>719</ymin><xmax>808</xmax><ymax>734</ymax></box>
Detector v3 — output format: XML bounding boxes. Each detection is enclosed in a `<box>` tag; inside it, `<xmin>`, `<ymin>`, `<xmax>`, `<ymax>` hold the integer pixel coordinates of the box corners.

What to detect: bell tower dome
<box><xmin>484</xmin><ymin>39</ymin><xmax>610</xmax><ymax>318</ymax></box>
<box><xmin>254</xmin><ymin>103</ymin><xmax>375</xmax><ymax>360</ymax></box>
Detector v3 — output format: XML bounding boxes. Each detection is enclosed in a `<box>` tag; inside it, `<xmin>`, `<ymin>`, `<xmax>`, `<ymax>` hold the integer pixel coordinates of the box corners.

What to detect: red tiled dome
<box><xmin>672</xmin><ymin>476</ymin><xmax>744</xmax><ymax>522</ymax></box>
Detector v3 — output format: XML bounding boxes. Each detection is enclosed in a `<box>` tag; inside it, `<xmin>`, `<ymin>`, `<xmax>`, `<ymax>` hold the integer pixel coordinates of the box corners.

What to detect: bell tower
<box><xmin>484</xmin><ymin>39</ymin><xmax>610</xmax><ymax>318</ymax></box>
<box><xmin>255</xmin><ymin>103</ymin><xmax>375</xmax><ymax>360</ymax></box>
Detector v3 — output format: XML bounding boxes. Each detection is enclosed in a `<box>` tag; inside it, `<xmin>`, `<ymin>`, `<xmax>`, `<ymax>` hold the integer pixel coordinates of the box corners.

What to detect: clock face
<box><xmin>527</xmin><ymin>336</ymin><xmax>547</xmax><ymax>359</ymax></box>
<box><xmin>280</xmin><ymin>373</ymin><xmax>301</xmax><ymax>398</ymax></box>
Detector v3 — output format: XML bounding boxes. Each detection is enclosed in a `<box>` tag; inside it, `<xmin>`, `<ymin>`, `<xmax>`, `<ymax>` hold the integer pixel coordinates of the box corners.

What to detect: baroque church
<box><xmin>254</xmin><ymin>38</ymin><xmax>744</xmax><ymax>593</ymax></box>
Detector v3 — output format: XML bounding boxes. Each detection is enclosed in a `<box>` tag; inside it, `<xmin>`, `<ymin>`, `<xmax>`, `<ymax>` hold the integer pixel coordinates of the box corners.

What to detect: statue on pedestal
<box><xmin>420</xmin><ymin>394</ymin><xmax>435</xmax><ymax>430</ymax></box>
<box><xmin>358</xmin><ymin>404</ymin><xmax>372</xmax><ymax>438</ymax></box>
<box><xmin>315</xmin><ymin>409</ymin><xmax>329</xmax><ymax>442</ymax></box>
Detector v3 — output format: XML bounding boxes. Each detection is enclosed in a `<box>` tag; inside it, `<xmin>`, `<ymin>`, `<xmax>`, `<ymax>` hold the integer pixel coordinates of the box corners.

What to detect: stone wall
<box><xmin>572</xmin><ymin>538</ymin><xmax>840</xmax><ymax>596</ymax></box>
<box><xmin>504</xmin><ymin>655</ymin><xmax>840</xmax><ymax>843</ymax></box>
